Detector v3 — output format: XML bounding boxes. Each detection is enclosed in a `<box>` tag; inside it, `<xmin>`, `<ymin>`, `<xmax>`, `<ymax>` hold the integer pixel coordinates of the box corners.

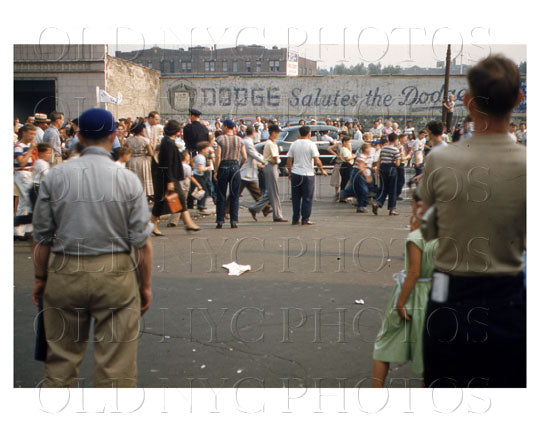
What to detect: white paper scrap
<box><xmin>222</xmin><ymin>262</ymin><xmax>251</xmax><ymax>276</ymax></box>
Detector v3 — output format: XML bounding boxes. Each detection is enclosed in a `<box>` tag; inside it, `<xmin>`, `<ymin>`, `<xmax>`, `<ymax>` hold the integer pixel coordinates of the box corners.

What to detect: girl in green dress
<box><xmin>372</xmin><ymin>193</ymin><xmax>438</xmax><ymax>387</ymax></box>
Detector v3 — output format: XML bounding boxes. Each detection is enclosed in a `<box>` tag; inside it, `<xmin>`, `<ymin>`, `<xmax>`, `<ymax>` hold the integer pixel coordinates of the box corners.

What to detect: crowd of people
<box><xmin>16</xmin><ymin>54</ymin><xmax>526</xmax><ymax>390</ymax></box>
<box><xmin>14</xmin><ymin>104</ymin><xmax>527</xmax><ymax>236</ymax></box>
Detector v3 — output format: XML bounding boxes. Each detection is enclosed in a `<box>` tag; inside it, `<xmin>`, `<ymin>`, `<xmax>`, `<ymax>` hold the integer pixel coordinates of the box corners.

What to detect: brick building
<box><xmin>14</xmin><ymin>44</ymin><xmax>160</xmax><ymax>121</ymax></box>
<box><xmin>115</xmin><ymin>45</ymin><xmax>317</xmax><ymax>77</ymax></box>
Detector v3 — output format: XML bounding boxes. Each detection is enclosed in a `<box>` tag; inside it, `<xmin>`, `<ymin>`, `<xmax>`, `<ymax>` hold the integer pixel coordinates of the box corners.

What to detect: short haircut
<box><xmin>181</xmin><ymin>149</ymin><xmax>190</xmax><ymax>161</ymax></box>
<box><xmin>520</xmin><ymin>122</ymin><xmax>526</xmax><ymax>126</ymax></box>
<box><xmin>342</xmin><ymin>135</ymin><xmax>351</xmax><ymax>142</ymax></box>
<box><xmin>398</xmin><ymin>133</ymin><xmax>408</xmax><ymax>139</ymax></box>
<box><xmin>20</xmin><ymin>123</ymin><xmax>37</xmax><ymax>132</ymax></box>
<box><xmin>418</xmin><ymin>129</ymin><xmax>426</xmax><ymax>135</ymax></box>
<box><xmin>380</xmin><ymin>136</ymin><xmax>388</xmax><ymax>145</ymax></box>
<box><xmin>361</xmin><ymin>143</ymin><xmax>371</xmax><ymax>152</ymax></box>
<box><xmin>387</xmin><ymin>132</ymin><xmax>398</xmax><ymax>143</ymax></box>
<box><xmin>214</xmin><ymin>130</ymin><xmax>223</xmax><ymax>139</ymax></box>
<box><xmin>246</xmin><ymin>125</ymin><xmax>254</xmax><ymax>136</ymax></box>
<box><xmin>37</xmin><ymin>143</ymin><xmax>51</xmax><ymax>153</ymax></box>
<box><xmin>298</xmin><ymin>125</ymin><xmax>311</xmax><ymax>137</ymax></box>
<box><xmin>163</xmin><ymin>120</ymin><xmax>181</xmax><ymax>137</ymax></box>
<box><xmin>426</xmin><ymin>120</ymin><xmax>444</xmax><ymax>136</ymax></box>
<box><xmin>49</xmin><ymin>111</ymin><xmax>63</xmax><ymax>122</ymax></box>
<box><xmin>196</xmin><ymin>141</ymin><xmax>211</xmax><ymax>152</ymax></box>
<box><xmin>509</xmin><ymin>122</ymin><xmax>516</xmax><ymax>127</ymax></box>
<box><xmin>117</xmin><ymin>146</ymin><xmax>132</xmax><ymax>156</ymax></box>
<box><xmin>466</xmin><ymin>55</ymin><xmax>521</xmax><ymax>118</ymax></box>
<box><xmin>148</xmin><ymin>111</ymin><xmax>159</xmax><ymax>118</ymax></box>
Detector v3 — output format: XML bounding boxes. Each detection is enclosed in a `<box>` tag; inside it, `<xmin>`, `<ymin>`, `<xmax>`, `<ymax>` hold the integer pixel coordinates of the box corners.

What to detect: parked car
<box><xmin>254</xmin><ymin>125</ymin><xmax>363</xmax><ymax>175</ymax></box>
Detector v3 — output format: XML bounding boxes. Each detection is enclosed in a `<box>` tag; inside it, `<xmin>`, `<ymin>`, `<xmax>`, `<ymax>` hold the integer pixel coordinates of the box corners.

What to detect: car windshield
<box><xmin>280</xmin><ymin>129</ymin><xmax>300</xmax><ymax>142</ymax></box>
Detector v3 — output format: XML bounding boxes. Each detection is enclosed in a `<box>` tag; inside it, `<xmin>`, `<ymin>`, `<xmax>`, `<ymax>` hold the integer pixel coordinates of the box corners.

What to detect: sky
<box><xmin>114</xmin><ymin>44</ymin><xmax>526</xmax><ymax>70</ymax></box>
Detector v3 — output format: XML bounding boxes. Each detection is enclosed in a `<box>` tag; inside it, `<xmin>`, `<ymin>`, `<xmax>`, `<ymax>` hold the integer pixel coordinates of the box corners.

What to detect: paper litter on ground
<box><xmin>222</xmin><ymin>262</ymin><xmax>251</xmax><ymax>276</ymax></box>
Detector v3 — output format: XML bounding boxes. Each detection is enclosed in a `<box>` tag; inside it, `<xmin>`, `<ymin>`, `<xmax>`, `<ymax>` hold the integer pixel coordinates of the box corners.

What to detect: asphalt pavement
<box><xmin>13</xmin><ymin>174</ymin><xmax>423</xmax><ymax>388</ymax></box>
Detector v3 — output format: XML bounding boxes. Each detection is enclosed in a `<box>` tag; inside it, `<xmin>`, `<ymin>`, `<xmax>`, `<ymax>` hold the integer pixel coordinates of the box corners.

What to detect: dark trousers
<box><xmin>291</xmin><ymin>173</ymin><xmax>315</xmax><ymax>223</ymax></box>
<box><xmin>423</xmin><ymin>272</ymin><xmax>526</xmax><ymax>388</ymax></box>
<box><xmin>396</xmin><ymin>165</ymin><xmax>405</xmax><ymax>197</ymax></box>
<box><xmin>377</xmin><ymin>164</ymin><xmax>398</xmax><ymax>210</ymax></box>
<box><xmin>258</xmin><ymin>168</ymin><xmax>266</xmax><ymax>195</ymax></box>
<box><xmin>340</xmin><ymin>168</ymin><xmax>369</xmax><ymax>210</ymax></box>
<box><xmin>226</xmin><ymin>179</ymin><xmax>270</xmax><ymax>213</ymax></box>
<box><xmin>446</xmin><ymin>112</ymin><xmax>453</xmax><ymax>131</ymax></box>
<box><xmin>414</xmin><ymin>163</ymin><xmax>424</xmax><ymax>177</ymax></box>
<box><xmin>189</xmin><ymin>173</ymin><xmax>210</xmax><ymax>209</ymax></box>
<box><xmin>339</xmin><ymin>163</ymin><xmax>353</xmax><ymax>191</ymax></box>
<box><xmin>216</xmin><ymin>161</ymin><xmax>241</xmax><ymax>223</ymax></box>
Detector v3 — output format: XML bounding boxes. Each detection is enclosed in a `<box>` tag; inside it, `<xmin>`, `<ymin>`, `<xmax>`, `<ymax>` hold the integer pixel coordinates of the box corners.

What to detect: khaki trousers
<box><xmin>42</xmin><ymin>253</ymin><xmax>141</xmax><ymax>388</ymax></box>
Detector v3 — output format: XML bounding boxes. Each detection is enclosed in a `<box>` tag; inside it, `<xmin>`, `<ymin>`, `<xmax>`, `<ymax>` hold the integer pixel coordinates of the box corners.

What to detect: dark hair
<box><xmin>214</xmin><ymin>130</ymin><xmax>223</xmax><ymax>139</ymax></box>
<box><xmin>342</xmin><ymin>135</ymin><xmax>351</xmax><ymax>143</ymax></box>
<box><xmin>116</xmin><ymin>146</ymin><xmax>132</xmax><ymax>157</ymax></box>
<box><xmin>426</xmin><ymin>120</ymin><xmax>444</xmax><ymax>136</ymax></box>
<box><xmin>246</xmin><ymin>125</ymin><xmax>254</xmax><ymax>136</ymax></box>
<box><xmin>49</xmin><ymin>111</ymin><xmax>63</xmax><ymax>122</ymax></box>
<box><xmin>181</xmin><ymin>149</ymin><xmax>190</xmax><ymax>161</ymax></box>
<box><xmin>298</xmin><ymin>125</ymin><xmax>311</xmax><ymax>137</ymax></box>
<box><xmin>418</xmin><ymin>129</ymin><xmax>426</xmax><ymax>135</ymax></box>
<box><xmin>163</xmin><ymin>120</ymin><xmax>181</xmax><ymax>137</ymax></box>
<box><xmin>398</xmin><ymin>133</ymin><xmax>408</xmax><ymax>139</ymax></box>
<box><xmin>412</xmin><ymin>191</ymin><xmax>422</xmax><ymax>202</ymax></box>
<box><xmin>20</xmin><ymin>123</ymin><xmax>37</xmax><ymax>133</ymax></box>
<box><xmin>148</xmin><ymin>111</ymin><xmax>159</xmax><ymax>119</ymax></box>
<box><xmin>380</xmin><ymin>136</ymin><xmax>388</xmax><ymax>145</ymax></box>
<box><xmin>37</xmin><ymin>143</ymin><xmax>51</xmax><ymax>153</ymax></box>
<box><xmin>466</xmin><ymin>55</ymin><xmax>521</xmax><ymax>118</ymax></box>
<box><xmin>387</xmin><ymin>132</ymin><xmax>398</xmax><ymax>143</ymax></box>
<box><xmin>131</xmin><ymin>121</ymin><xmax>146</xmax><ymax>135</ymax></box>
<box><xmin>196</xmin><ymin>141</ymin><xmax>211</xmax><ymax>152</ymax></box>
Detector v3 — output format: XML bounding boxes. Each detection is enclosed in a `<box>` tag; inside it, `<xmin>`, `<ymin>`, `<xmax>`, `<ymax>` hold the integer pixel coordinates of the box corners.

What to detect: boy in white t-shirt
<box><xmin>31</xmin><ymin>143</ymin><xmax>53</xmax><ymax>208</ymax></box>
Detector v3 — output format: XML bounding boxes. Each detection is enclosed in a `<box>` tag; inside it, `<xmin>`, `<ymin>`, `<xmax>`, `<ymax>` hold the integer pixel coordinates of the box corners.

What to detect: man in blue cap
<box><xmin>32</xmin><ymin>108</ymin><xmax>154</xmax><ymax>388</ymax></box>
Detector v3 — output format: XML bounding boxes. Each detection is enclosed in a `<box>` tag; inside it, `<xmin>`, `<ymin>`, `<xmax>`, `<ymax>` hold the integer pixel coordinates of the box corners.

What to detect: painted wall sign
<box><xmin>160</xmin><ymin>75</ymin><xmax>526</xmax><ymax>119</ymax></box>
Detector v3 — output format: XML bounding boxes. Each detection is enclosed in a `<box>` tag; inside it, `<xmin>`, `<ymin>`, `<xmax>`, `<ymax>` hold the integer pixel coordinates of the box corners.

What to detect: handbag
<box><xmin>191</xmin><ymin>187</ymin><xmax>205</xmax><ymax>201</ymax></box>
<box><xmin>165</xmin><ymin>191</ymin><xmax>183</xmax><ymax>213</ymax></box>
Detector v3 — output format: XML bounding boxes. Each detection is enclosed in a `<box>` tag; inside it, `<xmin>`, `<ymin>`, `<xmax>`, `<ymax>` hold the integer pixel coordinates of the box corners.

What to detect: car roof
<box><xmin>281</xmin><ymin>125</ymin><xmax>340</xmax><ymax>132</ymax></box>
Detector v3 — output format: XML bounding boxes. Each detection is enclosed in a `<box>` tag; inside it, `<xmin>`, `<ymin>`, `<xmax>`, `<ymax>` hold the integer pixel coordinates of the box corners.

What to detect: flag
<box><xmin>96</xmin><ymin>87</ymin><xmax>123</xmax><ymax>105</ymax></box>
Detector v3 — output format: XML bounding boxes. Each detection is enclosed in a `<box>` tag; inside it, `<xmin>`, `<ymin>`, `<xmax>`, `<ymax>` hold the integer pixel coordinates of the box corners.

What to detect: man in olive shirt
<box><xmin>418</xmin><ymin>55</ymin><xmax>526</xmax><ymax>387</ymax></box>
<box><xmin>32</xmin><ymin>108</ymin><xmax>154</xmax><ymax>388</ymax></box>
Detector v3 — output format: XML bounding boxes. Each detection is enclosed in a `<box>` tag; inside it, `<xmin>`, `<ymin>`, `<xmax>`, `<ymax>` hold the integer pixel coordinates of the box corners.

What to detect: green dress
<box><xmin>373</xmin><ymin>229</ymin><xmax>438</xmax><ymax>374</ymax></box>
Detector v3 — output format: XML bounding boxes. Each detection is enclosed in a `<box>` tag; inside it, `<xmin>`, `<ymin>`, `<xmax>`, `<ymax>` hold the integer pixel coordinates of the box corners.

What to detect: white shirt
<box><xmin>353</xmin><ymin>130</ymin><xmax>363</xmax><ymax>141</ymax></box>
<box><xmin>33</xmin><ymin>158</ymin><xmax>50</xmax><ymax>184</ymax></box>
<box><xmin>115</xmin><ymin>160</ymin><xmax>126</xmax><ymax>168</ymax></box>
<box><xmin>413</xmin><ymin>139</ymin><xmax>425</xmax><ymax>165</ymax></box>
<box><xmin>287</xmin><ymin>138</ymin><xmax>320</xmax><ymax>176</ymax></box>
<box><xmin>35</xmin><ymin>127</ymin><xmax>45</xmax><ymax>144</ymax></box>
<box><xmin>508</xmin><ymin>132</ymin><xmax>517</xmax><ymax>143</ymax></box>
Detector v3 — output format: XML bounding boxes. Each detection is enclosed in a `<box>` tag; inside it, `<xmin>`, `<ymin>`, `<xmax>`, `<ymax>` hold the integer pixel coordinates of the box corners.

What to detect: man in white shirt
<box><xmin>286</xmin><ymin>126</ymin><xmax>328</xmax><ymax>225</ymax></box>
<box><xmin>508</xmin><ymin>122</ymin><xmax>518</xmax><ymax>143</ymax></box>
<box><xmin>34</xmin><ymin>113</ymin><xmax>48</xmax><ymax>143</ymax></box>
<box><xmin>516</xmin><ymin>122</ymin><xmax>526</xmax><ymax>145</ymax></box>
<box><xmin>369</xmin><ymin>120</ymin><xmax>383</xmax><ymax>137</ymax></box>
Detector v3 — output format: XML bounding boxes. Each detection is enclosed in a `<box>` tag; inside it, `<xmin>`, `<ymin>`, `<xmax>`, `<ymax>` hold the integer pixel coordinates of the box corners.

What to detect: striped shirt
<box><xmin>217</xmin><ymin>134</ymin><xmax>244</xmax><ymax>161</ymax></box>
<box><xmin>14</xmin><ymin>142</ymin><xmax>33</xmax><ymax>171</ymax></box>
<box><xmin>353</xmin><ymin>152</ymin><xmax>373</xmax><ymax>171</ymax></box>
<box><xmin>379</xmin><ymin>144</ymin><xmax>401</xmax><ymax>165</ymax></box>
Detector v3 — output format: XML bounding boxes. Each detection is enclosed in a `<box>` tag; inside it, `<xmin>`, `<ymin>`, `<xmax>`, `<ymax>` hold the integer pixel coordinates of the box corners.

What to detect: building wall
<box><xmin>115</xmin><ymin>46</ymin><xmax>316</xmax><ymax>76</ymax></box>
<box><xmin>105</xmin><ymin>56</ymin><xmax>160</xmax><ymax>118</ymax></box>
<box><xmin>159</xmin><ymin>74</ymin><xmax>526</xmax><ymax>124</ymax></box>
<box><xmin>14</xmin><ymin>44</ymin><xmax>106</xmax><ymax>119</ymax></box>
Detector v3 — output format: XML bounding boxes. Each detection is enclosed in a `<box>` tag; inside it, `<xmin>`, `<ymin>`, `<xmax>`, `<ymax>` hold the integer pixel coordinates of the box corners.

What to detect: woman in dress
<box><xmin>372</xmin><ymin>192</ymin><xmax>438</xmax><ymax>387</ymax></box>
<box><xmin>125</xmin><ymin>121</ymin><xmax>154</xmax><ymax>198</ymax></box>
<box><xmin>150</xmin><ymin>120</ymin><xmax>200</xmax><ymax>235</ymax></box>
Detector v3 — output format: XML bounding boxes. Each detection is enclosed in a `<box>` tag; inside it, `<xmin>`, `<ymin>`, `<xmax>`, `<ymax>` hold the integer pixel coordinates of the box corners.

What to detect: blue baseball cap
<box><xmin>79</xmin><ymin>108</ymin><xmax>117</xmax><ymax>140</ymax></box>
<box><xmin>222</xmin><ymin>119</ymin><xmax>235</xmax><ymax>129</ymax></box>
